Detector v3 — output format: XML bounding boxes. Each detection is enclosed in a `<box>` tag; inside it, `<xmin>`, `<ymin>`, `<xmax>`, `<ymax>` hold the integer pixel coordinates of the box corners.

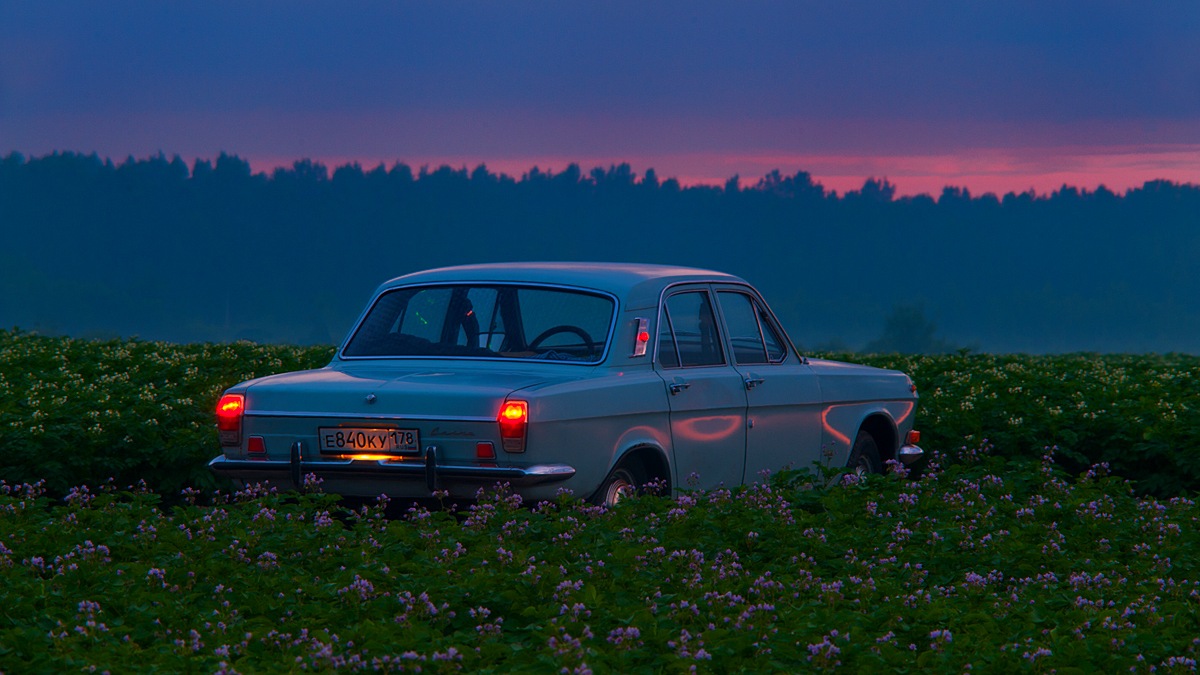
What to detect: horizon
<box><xmin>3</xmin><ymin>2</ymin><xmax>1197</xmax><ymax>199</ymax></box>
<box><xmin>10</xmin><ymin>148</ymin><xmax>1194</xmax><ymax>201</ymax></box>
<box><xmin>244</xmin><ymin>144</ymin><xmax>1200</xmax><ymax>198</ymax></box>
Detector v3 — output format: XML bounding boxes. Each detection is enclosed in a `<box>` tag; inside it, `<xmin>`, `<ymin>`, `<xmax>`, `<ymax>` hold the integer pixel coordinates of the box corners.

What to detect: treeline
<box><xmin>2</xmin><ymin>151</ymin><xmax>1198</xmax><ymax>352</ymax></box>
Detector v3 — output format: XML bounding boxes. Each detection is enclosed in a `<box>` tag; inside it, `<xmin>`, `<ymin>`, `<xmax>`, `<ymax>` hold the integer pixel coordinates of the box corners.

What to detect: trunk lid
<box><xmin>242</xmin><ymin>363</ymin><xmax>577</xmax><ymax>419</ymax></box>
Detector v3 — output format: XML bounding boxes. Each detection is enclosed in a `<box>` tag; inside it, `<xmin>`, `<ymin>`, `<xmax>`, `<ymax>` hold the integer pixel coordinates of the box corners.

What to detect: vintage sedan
<box><xmin>209</xmin><ymin>263</ymin><xmax>923</xmax><ymax>505</ymax></box>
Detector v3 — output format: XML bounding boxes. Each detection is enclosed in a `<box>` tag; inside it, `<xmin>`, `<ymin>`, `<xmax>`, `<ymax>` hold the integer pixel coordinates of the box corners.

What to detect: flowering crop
<box><xmin>2</xmin><ymin>330</ymin><xmax>1196</xmax><ymax>498</ymax></box>
<box><xmin>0</xmin><ymin>329</ymin><xmax>333</xmax><ymax>498</ymax></box>
<box><xmin>2</xmin><ymin>332</ymin><xmax>1198</xmax><ymax>668</ymax></box>
<box><xmin>2</xmin><ymin>446</ymin><xmax>1199</xmax><ymax>672</ymax></box>
<box><xmin>838</xmin><ymin>351</ymin><xmax>1200</xmax><ymax>496</ymax></box>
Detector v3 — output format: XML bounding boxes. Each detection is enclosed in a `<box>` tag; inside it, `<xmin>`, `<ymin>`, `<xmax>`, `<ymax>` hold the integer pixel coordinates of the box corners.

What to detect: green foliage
<box><xmin>0</xmin><ymin>329</ymin><xmax>334</xmax><ymax>499</ymax></box>
<box><xmin>2</xmin><ymin>331</ymin><xmax>1198</xmax><ymax>669</ymax></box>
<box><xmin>1</xmin><ymin>329</ymin><xmax>1197</xmax><ymax>499</ymax></box>
<box><xmin>835</xmin><ymin>351</ymin><xmax>1200</xmax><ymax>497</ymax></box>
<box><xmin>2</xmin><ymin>449</ymin><xmax>1199</xmax><ymax>672</ymax></box>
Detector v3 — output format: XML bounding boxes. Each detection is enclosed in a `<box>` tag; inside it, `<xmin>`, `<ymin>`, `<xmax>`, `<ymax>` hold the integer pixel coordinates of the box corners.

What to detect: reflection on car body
<box><xmin>209</xmin><ymin>262</ymin><xmax>924</xmax><ymax>505</ymax></box>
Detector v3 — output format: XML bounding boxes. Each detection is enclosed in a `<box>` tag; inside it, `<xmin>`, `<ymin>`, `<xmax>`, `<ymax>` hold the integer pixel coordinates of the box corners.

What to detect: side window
<box><xmin>659</xmin><ymin>291</ymin><xmax>725</xmax><ymax>367</ymax></box>
<box><xmin>760</xmin><ymin>307</ymin><xmax>786</xmax><ymax>362</ymax></box>
<box><xmin>717</xmin><ymin>291</ymin><xmax>787</xmax><ymax>364</ymax></box>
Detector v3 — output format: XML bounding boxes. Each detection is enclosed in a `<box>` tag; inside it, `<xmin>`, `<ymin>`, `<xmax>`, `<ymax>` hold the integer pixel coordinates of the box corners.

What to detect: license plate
<box><xmin>318</xmin><ymin>427</ymin><xmax>420</xmax><ymax>455</ymax></box>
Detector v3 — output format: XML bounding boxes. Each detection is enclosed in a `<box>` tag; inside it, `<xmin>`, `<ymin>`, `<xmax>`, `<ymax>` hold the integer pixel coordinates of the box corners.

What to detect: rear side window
<box><xmin>657</xmin><ymin>291</ymin><xmax>725</xmax><ymax>368</ymax></box>
<box><xmin>717</xmin><ymin>291</ymin><xmax>786</xmax><ymax>364</ymax></box>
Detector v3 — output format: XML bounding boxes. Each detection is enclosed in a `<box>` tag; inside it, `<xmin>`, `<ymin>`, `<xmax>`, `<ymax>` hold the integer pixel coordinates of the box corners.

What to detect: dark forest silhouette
<box><xmin>2</xmin><ymin>151</ymin><xmax>1197</xmax><ymax>353</ymax></box>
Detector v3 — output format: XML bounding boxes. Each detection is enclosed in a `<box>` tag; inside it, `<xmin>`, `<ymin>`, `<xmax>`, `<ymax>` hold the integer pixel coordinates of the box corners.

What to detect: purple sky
<box><xmin>3</xmin><ymin>1</ymin><xmax>1198</xmax><ymax>195</ymax></box>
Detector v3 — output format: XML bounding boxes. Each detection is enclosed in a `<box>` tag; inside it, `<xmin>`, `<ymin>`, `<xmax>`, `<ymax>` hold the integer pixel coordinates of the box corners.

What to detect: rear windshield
<box><xmin>342</xmin><ymin>284</ymin><xmax>616</xmax><ymax>363</ymax></box>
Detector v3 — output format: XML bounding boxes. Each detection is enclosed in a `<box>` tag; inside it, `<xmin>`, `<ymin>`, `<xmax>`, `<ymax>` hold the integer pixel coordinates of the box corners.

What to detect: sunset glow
<box><xmin>248</xmin><ymin>144</ymin><xmax>1200</xmax><ymax>198</ymax></box>
<box><xmin>6</xmin><ymin>3</ymin><xmax>1196</xmax><ymax>202</ymax></box>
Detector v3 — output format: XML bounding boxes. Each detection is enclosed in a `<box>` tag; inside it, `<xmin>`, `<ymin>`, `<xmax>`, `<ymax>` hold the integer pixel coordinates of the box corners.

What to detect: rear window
<box><xmin>342</xmin><ymin>284</ymin><xmax>615</xmax><ymax>363</ymax></box>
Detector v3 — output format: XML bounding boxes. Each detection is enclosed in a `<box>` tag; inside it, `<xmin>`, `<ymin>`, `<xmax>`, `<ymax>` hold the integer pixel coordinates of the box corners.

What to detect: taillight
<box><xmin>498</xmin><ymin>400</ymin><xmax>528</xmax><ymax>453</ymax></box>
<box><xmin>906</xmin><ymin>430</ymin><xmax>921</xmax><ymax>445</ymax></box>
<box><xmin>216</xmin><ymin>393</ymin><xmax>245</xmax><ymax>446</ymax></box>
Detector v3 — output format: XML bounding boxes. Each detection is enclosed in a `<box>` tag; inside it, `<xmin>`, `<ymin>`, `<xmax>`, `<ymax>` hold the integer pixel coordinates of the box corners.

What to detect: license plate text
<box><xmin>318</xmin><ymin>427</ymin><xmax>420</xmax><ymax>455</ymax></box>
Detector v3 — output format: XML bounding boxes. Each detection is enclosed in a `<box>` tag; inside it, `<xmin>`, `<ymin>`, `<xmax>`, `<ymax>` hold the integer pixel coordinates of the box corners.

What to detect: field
<box><xmin>1</xmin><ymin>330</ymin><xmax>1198</xmax><ymax>672</ymax></box>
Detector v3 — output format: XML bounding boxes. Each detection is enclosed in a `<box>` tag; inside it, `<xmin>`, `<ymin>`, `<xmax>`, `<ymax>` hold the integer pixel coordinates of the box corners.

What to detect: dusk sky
<box><xmin>3</xmin><ymin>1</ymin><xmax>1198</xmax><ymax>196</ymax></box>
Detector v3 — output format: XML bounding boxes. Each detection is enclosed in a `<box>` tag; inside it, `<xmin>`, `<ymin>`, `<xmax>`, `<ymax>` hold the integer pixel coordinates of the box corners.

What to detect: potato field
<box><xmin>1</xmin><ymin>330</ymin><xmax>1197</xmax><ymax>672</ymax></box>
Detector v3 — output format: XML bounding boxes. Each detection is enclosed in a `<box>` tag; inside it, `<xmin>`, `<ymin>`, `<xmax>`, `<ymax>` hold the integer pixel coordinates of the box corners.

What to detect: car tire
<box><xmin>847</xmin><ymin>430</ymin><xmax>883</xmax><ymax>476</ymax></box>
<box><xmin>594</xmin><ymin>463</ymin><xmax>644</xmax><ymax>507</ymax></box>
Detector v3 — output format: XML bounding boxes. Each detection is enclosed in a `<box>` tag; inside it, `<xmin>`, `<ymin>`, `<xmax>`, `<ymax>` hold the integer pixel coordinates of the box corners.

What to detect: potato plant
<box><xmin>1</xmin><ymin>447</ymin><xmax>1198</xmax><ymax>673</ymax></box>
<box><xmin>4</xmin><ymin>330</ymin><xmax>1196</xmax><ymax>499</ymax></box>
<box><xmin>0</xmin><ymin>330</ymin><xmax>333</xmax><ymax>498</ymax></box>
<box><xmin>843</xmin><ymin>351</ymin><xmax>1200</xmax><ymax>496</ymax></box>
<box><xmin>2</xmin><ymin>330</ymin><xmax>1199</xmax><ymax>671</ymax></box>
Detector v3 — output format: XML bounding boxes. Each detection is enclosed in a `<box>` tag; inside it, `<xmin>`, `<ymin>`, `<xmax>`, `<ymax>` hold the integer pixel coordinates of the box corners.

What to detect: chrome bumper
<box><xmin>208</xmin><ymin>442</ymin><xmax>576</xmax><ymax>492</ymax></box>
<box><xmin>897</xmin><ymin>443</ymin><xmax>924</xmax><ymax>465</ymax></box>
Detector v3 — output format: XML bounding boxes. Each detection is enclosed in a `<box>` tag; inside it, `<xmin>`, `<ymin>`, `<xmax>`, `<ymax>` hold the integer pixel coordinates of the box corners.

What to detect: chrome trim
<box><xmin>209</xmin><ymin>454</ymin><xmax>576</xmax><ymax>486</ymax></box>
<box><xmin>631</xmin><ymin>317</ymin><xmax>649</xmax><ymax>357</ymax></box>
<box><xmin>652</xmin><ymin>280</ymin><xmax>802</xmax><ymax>369</ymax></box>
<box><xmin>424</xmin><ymin>445</ymin><xmax>438</xmax><ymax>491</ymax></box>
<box><xmin>654</xmin><ymin>284</ymin><xmax>731</xmax><ymax>369</ymax></box>
<box><xmin>898</xmin><ymin>444</ymin><xmax>925</xmax><ymax>465</ymax></box>
<box><xmin>336</xmin><ymin>281</ymin><xmax>620</xmax><ymax>366</ymax></box>
<box><xmin>290</xmin><ymin>440</ymin><xmax>304</xmax><ymax>488</ymax></box>
<box><xmin>245</xmin><ymin>410</ymin><xmax>495</xmax><ymax>423</ymax></box>
<box><xmin>711</xmin><ymin>288</ymin><xmax>791</xmax><ymax>365</ymax></box>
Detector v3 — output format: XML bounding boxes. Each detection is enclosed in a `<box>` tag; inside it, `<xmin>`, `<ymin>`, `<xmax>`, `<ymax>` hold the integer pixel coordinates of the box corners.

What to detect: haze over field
<box><xmin>2</xmin><ymin>2</ymin><xmax>1198</xmax><ymax>351</ymax></box>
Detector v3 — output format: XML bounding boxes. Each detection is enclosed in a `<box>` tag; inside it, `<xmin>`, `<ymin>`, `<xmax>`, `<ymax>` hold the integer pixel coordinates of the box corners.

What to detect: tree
<box><xmin>863</xmin><ymin>305</ymin><xmax>956</xmax><ymax>354</ymax></box>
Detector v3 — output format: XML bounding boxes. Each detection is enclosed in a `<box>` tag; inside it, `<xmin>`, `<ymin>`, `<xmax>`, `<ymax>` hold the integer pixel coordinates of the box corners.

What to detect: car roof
<box><xmin>378</xmin><ymin>262</ymin><xmax>748</xmax><ymax>309</ymax></box>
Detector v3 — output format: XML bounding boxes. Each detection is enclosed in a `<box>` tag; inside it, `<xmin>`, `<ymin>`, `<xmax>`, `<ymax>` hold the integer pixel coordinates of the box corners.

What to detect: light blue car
<box><xmin>209</xmin><ymin>262</ymin><xmax>923</xmax><ymax>505</ymax></box>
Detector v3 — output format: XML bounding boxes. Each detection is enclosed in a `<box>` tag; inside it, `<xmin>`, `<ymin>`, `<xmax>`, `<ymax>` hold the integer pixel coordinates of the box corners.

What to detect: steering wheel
<box><xmin>528</xmin><ymin>324</ymin><xmax>596</xmax><ymax>355</ymax></box>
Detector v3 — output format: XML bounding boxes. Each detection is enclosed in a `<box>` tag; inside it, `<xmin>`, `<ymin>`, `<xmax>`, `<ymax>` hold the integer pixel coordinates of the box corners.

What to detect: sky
<box><xmin>2</xmin><ymin>1</ymin><xmax>1198</xmax><ymax>196</ymax></box>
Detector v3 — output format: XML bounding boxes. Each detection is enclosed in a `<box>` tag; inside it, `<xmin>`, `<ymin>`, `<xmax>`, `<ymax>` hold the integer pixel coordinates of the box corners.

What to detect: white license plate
<box><xmin>318</xmin><ymin>427</ymin><xmax>420</xmax><ymax>455</ymax></box>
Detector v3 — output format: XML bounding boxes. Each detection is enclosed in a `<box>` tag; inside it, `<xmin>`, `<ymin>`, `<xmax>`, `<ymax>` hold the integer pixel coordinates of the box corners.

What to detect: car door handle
<box><xmin>744</xmin><ymin>376</ymin><xmax>765</xmax><ymax>390</ymax></box>
<box><xmin>669</xmin><ymin>381</ymin><xmax>691</xmax><ymax>395</ymax></box>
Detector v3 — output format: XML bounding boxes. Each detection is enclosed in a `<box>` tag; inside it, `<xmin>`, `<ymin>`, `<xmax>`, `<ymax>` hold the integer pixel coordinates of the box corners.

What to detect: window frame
<box><xmin>654</xmin><ymin>286</ymin><xmax>728</xmax><ymax>369</ymax></box>
<box><xmin>339</xmin><ymin>282</ymin><xmax>619</xmax><ymax>365</ymax></box>
<box><xmin>714</xmin><ymin>289</ymin><xmax>789</xmax><ymax>365</ymax></box>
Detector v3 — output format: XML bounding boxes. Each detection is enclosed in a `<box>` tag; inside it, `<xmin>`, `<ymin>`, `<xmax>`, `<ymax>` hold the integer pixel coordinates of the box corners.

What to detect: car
<box><xmin>208</xmin><ymin>262</ymin><xmax>923</xmax><ymax>505</ymax></box>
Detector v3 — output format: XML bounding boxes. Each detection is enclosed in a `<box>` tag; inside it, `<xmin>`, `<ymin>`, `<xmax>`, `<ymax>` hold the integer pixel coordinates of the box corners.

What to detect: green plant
<box><xmin>2</xmin><ymin>446</ymin><xmax>1198</xmax><ymax>672</ymax></box>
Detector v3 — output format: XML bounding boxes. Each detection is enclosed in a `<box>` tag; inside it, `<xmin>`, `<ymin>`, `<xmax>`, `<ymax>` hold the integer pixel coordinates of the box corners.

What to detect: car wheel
<box><xmin>847</xmin><ymin>430</ymin><xmax>882</xmax><ymax>476</ymax></box>
<box><xmin>594</xmin><ymin>464</ymin><xmax>643</xmax><ymax>507</ymax></box>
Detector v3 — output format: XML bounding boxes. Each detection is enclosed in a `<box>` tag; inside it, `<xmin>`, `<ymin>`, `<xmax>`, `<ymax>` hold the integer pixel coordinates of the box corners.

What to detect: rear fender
<box><xmin>591</xmin><ymin>441</ymin><xmax>673</xmax><ymax>502</ymax></box>
<box><xmin>822</xmin><ymin>401</ymin><xmax>909</xmax><ymax>466</ymax></box>
<box><xmin>612</xmin><ymin>433</ymin><xmax>673</xmax><ymax>493</ymax></box>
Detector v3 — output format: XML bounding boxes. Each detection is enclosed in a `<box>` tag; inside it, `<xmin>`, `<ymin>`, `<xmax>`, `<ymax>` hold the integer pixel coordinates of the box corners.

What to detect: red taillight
<box><xmin>906</xmin><ymin>430</ymin><xmax>921</xmax><ymax>445</ymax></box>
<box><xmin>498</xmin><ymin>400</ymin><xmax>528</xmax><ymax>453</ymax></box>
<box><xmin>247</xmin><ymin>436</ymin><xmax>266</xmax><ymax>454</ymax></box>
<box><xmin>475</xmin><ymin>441</ymin><xmax>496</xmax><ymax>460</ymax></box>
<box><xmin>216</xmin><ymin>393</ymin><xmax>244</xmax><ymax>446</ymax></box>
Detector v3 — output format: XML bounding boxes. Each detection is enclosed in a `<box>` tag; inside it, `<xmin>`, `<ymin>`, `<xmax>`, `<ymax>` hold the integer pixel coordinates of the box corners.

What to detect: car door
<box><xmin>655</xmin><ymin>287</ymin><xmax>747</xmax><ymax>489</ymax></box>
<box><xmin>713</xmin><ymin>288</ymin><xmax>824</xmax><ymax>483</ymax></box>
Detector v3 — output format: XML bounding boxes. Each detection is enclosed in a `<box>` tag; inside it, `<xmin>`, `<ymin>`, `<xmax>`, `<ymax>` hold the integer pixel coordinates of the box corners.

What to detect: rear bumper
<box><xmin>208</xmin><ymin>442</ymin><xmax>576</xmax><ymax>492</ymax></box>
<box><xmin>897</xmin><ymin>443</ymin><xmax>924</xmax><ymax>465</ymax></box>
